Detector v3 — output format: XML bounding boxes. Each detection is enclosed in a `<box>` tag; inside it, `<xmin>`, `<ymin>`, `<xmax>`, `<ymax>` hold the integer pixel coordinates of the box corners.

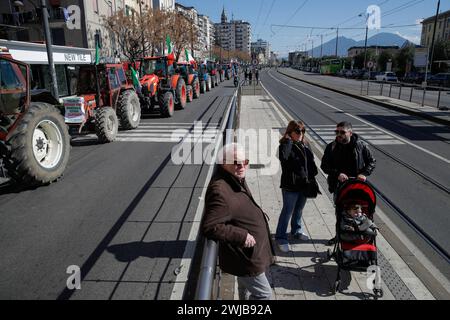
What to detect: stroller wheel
<box><xmin>326</xmin><ymin>249</ymin><xmax>332</xmax><ymax>261</ymax></box>
<box><xmin>333</xmin><ymin>280</ymin><xmax>341</xmax><ymax>294</ymax></box>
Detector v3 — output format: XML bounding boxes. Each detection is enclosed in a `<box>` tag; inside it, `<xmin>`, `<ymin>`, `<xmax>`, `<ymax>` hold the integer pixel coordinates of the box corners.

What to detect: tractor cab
<box><xmin>64</xmin><ymin>63</ymin><xmax>140</xmax><ymax>141</ymax></box>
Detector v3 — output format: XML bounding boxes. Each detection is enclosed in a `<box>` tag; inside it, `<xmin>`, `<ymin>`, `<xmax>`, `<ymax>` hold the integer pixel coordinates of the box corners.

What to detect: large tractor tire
<box><xmin>200</xmin><ymin>80</ymin><xmax>206</xmax><ymax>94</ymax></box>
<box><xmin>186</xmin><ymin>85</ymin><xmax>193</xmax><ymax>103</ymax></box>
<box><xmin>175</xmin><ymin>78</ymin><xmax>187</xmax><ymax>110</ymax></box>
<box><xmin>4</xmin><ymin>102</ymin><xmax>70</xmax><ymax>186</ymax></box>
<box><xmin>160</xmin><ymin>91</ymin><xmax>175</xmax><ymax>118</ymax></box>
<box><xmin>117</xmin><ymin>90</ymin><xmax>141</xmax><ymax>130</ymax></box>
<box><xmin>193</xmin><ymin>79</ymin><xmax>201</xmax><ymax>99</ymax></box>
<box><xmin>206</xmin><ymin>76</ymin><xmax>212</xmax><ymax>92</ymax></box>
<box><xmin>95</xmin><ymin>107</ymin><xmax>118</xmax><ymax>143</ymax></box>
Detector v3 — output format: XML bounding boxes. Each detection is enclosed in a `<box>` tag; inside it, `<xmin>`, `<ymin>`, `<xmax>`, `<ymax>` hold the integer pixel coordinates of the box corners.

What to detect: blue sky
<box><xmin>176</xmin><ymin>0</ymin><xmax>450</xmax><ymax>56</ymax></box>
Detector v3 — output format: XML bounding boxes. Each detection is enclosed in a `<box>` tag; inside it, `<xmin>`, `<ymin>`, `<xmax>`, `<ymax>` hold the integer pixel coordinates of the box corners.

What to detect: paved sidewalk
<box><xmin>277</xmin><ymin>68</ymin><xmax>450</xmax><ymax>126</ymax></box>
<box><xmin>230</xmin><ymin>85</ymin><xmax>436</xmax><ymax>300</ymax></box>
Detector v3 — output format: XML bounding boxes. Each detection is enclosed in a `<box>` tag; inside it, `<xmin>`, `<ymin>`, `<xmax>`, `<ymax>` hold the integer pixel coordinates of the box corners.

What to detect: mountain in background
<box><xmin>303</xmin><ymin>32</ymin><xmax>410</xmax><ymax>58</ymax></box>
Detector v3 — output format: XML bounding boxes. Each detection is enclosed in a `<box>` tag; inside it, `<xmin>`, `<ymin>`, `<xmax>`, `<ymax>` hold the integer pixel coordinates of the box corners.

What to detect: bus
<box><xmin>320</xmin><ymin>59</ymin><xmax>343</xmax><ymax>75</ymax></box>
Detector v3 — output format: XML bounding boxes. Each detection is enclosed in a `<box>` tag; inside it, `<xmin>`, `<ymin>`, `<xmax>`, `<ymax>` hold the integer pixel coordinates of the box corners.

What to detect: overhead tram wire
<box><xmin>271</xmin><ymin>0</ymin><xmax>309</xmax><ymax>36</ymax></box>
<box><xmin>253</xmin><ymin>0</ymin><xmax>265</xmax><ymax>39</ymax></box>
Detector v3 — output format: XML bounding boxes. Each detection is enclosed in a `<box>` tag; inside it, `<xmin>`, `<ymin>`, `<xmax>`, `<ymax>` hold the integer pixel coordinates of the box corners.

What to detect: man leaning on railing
<box><xmin>201</xmin><ymin>143</ymin><xmax>275</xmax><ymax>300</ymax></box>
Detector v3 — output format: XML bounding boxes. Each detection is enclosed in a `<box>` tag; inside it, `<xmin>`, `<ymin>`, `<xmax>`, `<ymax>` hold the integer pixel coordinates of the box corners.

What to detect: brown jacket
<box><xmin>201</xmin><ymin>166</ymin><xmax>275</xmax><ymax>277</ymax></box>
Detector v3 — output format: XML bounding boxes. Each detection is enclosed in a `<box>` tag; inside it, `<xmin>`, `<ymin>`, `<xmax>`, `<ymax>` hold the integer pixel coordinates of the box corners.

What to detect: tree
<box><xmin>431</xmin><ymin>39</ymin><xmax>450</xmax><ymax>74</ymax></box>
<box><xmin>377</xmin><ymin>51</ymin><xmax>394</xmax><ymax>72</ymax></box>
<box><xmin>165</xmin><ymin>12</ymin><xmax>199</xmax><ymax>61</ymax></box>
<box><xmin>103</xmin><ymin>10</ymin><xmax>150</xmax><ymax>63</ymax></box>
<box><xmin>395</xmin><ymin>45</ymin><xmax>415</xmax><ymax>76</ymax></box>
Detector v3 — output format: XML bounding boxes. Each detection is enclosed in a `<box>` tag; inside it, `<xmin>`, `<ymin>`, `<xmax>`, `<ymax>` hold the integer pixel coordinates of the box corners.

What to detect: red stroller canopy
<box><xmin>335</xmin><ymin>180</ymin><xmax>376</xmax><ymax>214</ymax></box>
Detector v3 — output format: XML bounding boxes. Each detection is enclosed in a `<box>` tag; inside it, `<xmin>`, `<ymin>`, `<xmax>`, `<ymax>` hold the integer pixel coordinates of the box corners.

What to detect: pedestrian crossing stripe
<box><xmin>309</xmin><ymin>124</ymin><xmax>405</xmax><ymax>146</ymax></box>
<box><xmin>71</xmin><ymin>122</ymin><xmax>220</xmax><ymax>144</ymax></box>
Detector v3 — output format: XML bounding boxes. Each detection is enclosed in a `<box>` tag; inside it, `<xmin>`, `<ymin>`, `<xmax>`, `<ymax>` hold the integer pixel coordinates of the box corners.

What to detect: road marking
<box><xmin>269</xmin><ymin>71</ymin><xmax>450</xmax><ymax>164</ymax></box>
<box><xmin>115</xmin><ymin>122</ymin><xmax>219</xmax><ymax>143</ymax></box>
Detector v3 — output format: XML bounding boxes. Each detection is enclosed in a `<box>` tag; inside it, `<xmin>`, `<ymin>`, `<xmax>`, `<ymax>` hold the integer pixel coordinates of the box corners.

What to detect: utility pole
<box><xmin>361</xmin><ymin>13</ymin><xmax>369</xmax><ymax>95</ymax></box>
<box><xmin>320</xmin><ymin>34</ymin><xmax>323</xmax><ymax>59</ymax></box>
<box><xmin>429</xmin><ymin>0</ymin><xmax>441</xmax><ymax>75</ymax></box>
<box><xmin>40</xmin><ymin>0</ymin><xmax>59</xmax><ymax>99</ymax></box>
<box><xmin>139</xmin><ymin>0</ymin><xmax>145</xmax><ymax>57</ymax></box>
<box><xmin>335</xmin><ymin>27</ymin><xmax>339</xmax><ymax>57</ymax></box>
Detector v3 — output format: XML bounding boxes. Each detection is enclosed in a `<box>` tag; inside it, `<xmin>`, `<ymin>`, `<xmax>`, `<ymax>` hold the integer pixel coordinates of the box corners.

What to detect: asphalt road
<box><xmin>261</xmin><ymin>70</ymin><xmax>450</xmax><ymax>273</ymax></box>
<box><xmin>0</xmin><ymin>80</ymin><xmax>236</xmax><ymax>299</ymax></box>
<box><xmin>283</xmin><ymin>68</ymin><xmax>450</xmax><ymax>109</ymax></box>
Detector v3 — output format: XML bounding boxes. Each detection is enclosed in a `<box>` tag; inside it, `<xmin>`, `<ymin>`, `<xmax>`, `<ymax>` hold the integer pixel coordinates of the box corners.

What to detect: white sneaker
<box><xmin>278</xmin><ymin>243</ymin><xmax>290</xmax><ymax>253</ymax></box>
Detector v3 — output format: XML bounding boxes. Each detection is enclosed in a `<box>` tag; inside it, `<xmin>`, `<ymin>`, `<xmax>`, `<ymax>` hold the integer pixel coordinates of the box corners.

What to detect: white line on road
<box><xmin>268</xmin><ymin>71</ymin><xmax>450</xmax><ymax>165</ymax></box>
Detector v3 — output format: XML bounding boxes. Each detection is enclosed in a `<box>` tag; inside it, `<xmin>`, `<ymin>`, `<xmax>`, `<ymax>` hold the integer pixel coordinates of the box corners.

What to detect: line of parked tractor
<box><xmin>0</xmin><ymin>47</ymin><xmax>237</xmax><ymax>187</ymax></box>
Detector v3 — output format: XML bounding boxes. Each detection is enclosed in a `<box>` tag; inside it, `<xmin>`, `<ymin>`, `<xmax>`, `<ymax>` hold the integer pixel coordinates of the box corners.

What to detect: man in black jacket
<box><xmin>321</xmin><ymin>122</ymin><xmax>376</xmax><ymax>245</ymax></box>
<box><xmin>321</xmin><ymin>121</ymin><xmax>376</xmax><ymax>194</ymax></box>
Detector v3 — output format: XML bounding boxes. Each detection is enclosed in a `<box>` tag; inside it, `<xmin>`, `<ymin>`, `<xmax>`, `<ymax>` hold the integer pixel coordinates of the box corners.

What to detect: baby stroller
<box><xmin>325</xmin><ymin>179</ymin><xmax>383</xmax><ymax>298</ymax></box>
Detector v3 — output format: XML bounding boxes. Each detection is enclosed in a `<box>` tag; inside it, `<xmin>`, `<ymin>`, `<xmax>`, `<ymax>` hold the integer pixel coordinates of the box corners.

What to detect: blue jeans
<box><xmin>275</xmin><ymin>190</ymin><xmax>307</xmax><ymax>245</ymax></box>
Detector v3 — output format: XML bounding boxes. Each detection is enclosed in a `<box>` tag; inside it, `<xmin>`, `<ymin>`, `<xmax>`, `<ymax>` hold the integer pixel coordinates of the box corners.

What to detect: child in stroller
<box><xmin>340</xmin><ymin>202</ymin><xmax>378</xmax><ymax>243</ymax></box>
<box><xmin>326</xmin><ymin>179</ymin><xmax>383</xmax><ymax>298</ymax></box>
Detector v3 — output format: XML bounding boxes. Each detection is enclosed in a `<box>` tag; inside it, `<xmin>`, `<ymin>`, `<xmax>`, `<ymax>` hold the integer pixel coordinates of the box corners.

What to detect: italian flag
<box><xmin>166</xmin><ymin>35</ymin><xmax>175</xmax><ymax>61</ymax></box>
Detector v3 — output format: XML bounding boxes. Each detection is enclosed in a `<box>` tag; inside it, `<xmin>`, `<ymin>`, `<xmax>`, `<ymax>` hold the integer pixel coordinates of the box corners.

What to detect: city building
<box><xmin>153</xmin><ymin>0</ymin><xmax>175</xmax><ymax>11</ymax></box>
<box><xmin>198</xmin><ymin>14</ymin><xmax>215</xmax><ymax>60</ymax></box>
<box><xmin>347</xmin><ymin>45</ymin><xmax>400</xmax><ymax>58</ymax></box>
<box><xmin>0</xmin><ymin>0</ymin><xmax>153</xmax><ymax>100</ymax></box>
<box><xmin>214</xmin><ymin>7</ymin><xmax>251</xmax><ymax>56</ymax></box>
<box><xmin>421</xmin><ymin>9</ymin><xmax>450</xmax><ymax>47</ymax></box>
<box><xmin>288</xmin><ymin>51</ymin><xmax>307</xmax><ymax>66</ymax></box>
<box><xmin>251</xmin><ymin>38</ymin><xmax>271</xmax><ymax>63</ymax></box>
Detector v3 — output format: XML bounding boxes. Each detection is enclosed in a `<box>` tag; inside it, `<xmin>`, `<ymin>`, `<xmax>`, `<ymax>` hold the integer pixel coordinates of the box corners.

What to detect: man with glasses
<box><xmin>201</xmin><ymin>143</ymin><xmax>275</xmax><ymax>300</ymax></box>
<box><xmin>321</xmin><ymin>121</ymin><xmax>375</xmax><ymax>193</ymax></box>
<box><xmin>321</xmin><ymin>121</ymin><xmax>376</xmax><ymax>243</ymax></box>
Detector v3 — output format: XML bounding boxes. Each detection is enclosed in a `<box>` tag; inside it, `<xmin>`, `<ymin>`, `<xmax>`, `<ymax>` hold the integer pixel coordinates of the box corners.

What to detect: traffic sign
<box><xmin>367</xmin><ymin>61</ymin><xmax>374</xmax><ymax>68</ymax></box>
<box><xmin>252</xmin><ymin>59</ymin><xmax>259</xmax><ymax>66</ymax></box>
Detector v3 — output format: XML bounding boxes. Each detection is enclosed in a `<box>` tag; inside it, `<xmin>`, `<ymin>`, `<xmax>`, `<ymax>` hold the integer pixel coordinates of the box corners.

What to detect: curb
<box><xmin>277</xmin><ymin>70</ymin><xmax>450</xmax><ymax>127</ymax></box>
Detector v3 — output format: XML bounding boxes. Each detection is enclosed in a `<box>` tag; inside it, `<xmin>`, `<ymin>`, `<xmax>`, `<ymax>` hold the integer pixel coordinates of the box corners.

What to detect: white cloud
<box><xmin>395</xmin><ymin>31</ymin><xmax>420</xmax><ymax>44</ymax></box>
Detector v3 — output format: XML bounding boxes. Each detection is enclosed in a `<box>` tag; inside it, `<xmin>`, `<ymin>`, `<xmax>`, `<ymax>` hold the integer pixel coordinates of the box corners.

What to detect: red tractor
<box><xmin>64</xmin><ymin>63</ymin><xmax>141</xmax><ymax>143</ymax></box>
<box><xmin>0</xmin><ymin>48</ymin><xmax>70</xmax><ymax>186</ymax></box>
<box><xmin>138</xmin><ymin>55</ymin><xmax>187</xmax><ymax>117</ymax></box>
<box><xmin>175</xmin><ymin>61</ymin><xmax>201</xmax><ymax>102</ymax></box>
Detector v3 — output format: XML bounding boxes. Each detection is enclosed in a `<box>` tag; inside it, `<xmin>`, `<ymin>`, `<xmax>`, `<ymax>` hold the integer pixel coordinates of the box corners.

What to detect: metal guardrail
<box><xmin>195</xmin><ymin>83</ymin><xmax>240</xmax><ymax>300</ymax></box>
<box><xmin>361</xmin><ymin>80</ymin><xmax>450</xmax><ymax>109</ymax></box>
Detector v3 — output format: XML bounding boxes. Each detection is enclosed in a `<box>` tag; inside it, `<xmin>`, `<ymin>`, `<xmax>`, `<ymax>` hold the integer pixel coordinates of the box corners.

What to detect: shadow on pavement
<box><xmin>107</xmin><ymin>240</ymin><xmax>193</xmax><ymax>262</ymax></box>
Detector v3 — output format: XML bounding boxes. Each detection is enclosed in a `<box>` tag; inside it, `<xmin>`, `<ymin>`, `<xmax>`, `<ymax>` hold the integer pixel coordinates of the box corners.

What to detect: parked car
<box><xmin>363</xmin><ymin>71</ymin><xmax>381</xmax><ymax>80</ymax></box>
<box><xmin>375</xmin><ymin>72</ymin><xmax>398</xmax><ymax>82</ymax></box>
<box><xmin>427</xmin><ymin>73</ymin><xmax>450</xmax><ymax>88</ymax></box>
<box><xmin>402</xmin><ymin>72</ymin><xmax>425</xmax><ymax>84</ymax></box>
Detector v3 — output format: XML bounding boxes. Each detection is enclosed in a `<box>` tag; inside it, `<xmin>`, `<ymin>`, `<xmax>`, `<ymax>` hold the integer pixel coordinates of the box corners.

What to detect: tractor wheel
<box><xmin>5</xmin><ymin>102</ymin><xmax>70</xmax><ymax>186</ymax></box>
<box><xmin>95</xmin><ymin>107</ymin><xmax>118</xmax><ymax>143</ymax></box>
<box><xmin>160</xmin><ymin>91</ymin><xmax>175</xmax><ymax>118</ymax></box>
<box><xmin>193</xmin><ymin>79</ymin><xmax>200</xmax><ymax>99</ymax></box>
<box><xmin>175</xmin><ymin>78</ymin><xmax>187</xmax><ymax>110</ymax></box>
<box><xmin>200</xmin><ymin>80</ymin><xmax>206</xmax><ymax>94</ymax></box>
<box><xmin>186</xmin><ymin>85</ymin><xmax>193</xmax><ymax>103</ymax></box>
<box><xmin>117</xmin><ymin>90</ymin><xmax>141</xmax><ymax>130</ymax></box>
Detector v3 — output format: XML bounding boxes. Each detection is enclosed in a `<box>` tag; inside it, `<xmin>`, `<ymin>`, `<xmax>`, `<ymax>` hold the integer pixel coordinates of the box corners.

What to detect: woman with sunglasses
<box><xmin>275</xmin><ymin>120</ymin><xmax>319</xmax><ymax>252</ymax></box>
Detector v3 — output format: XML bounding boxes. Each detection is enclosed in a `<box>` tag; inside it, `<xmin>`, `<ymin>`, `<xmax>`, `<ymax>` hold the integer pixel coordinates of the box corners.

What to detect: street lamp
<box><xmin>359</xmin><ymin>12</ymin><xmax>369</xmax><ymax>94</ymax></box>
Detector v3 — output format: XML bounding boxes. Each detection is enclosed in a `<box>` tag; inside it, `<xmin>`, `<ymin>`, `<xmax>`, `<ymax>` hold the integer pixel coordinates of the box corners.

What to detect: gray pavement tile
<box><xmin>70</xmin><ymin>281</ymin><xmax>117</xmax><ymax>300</ymax></box>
